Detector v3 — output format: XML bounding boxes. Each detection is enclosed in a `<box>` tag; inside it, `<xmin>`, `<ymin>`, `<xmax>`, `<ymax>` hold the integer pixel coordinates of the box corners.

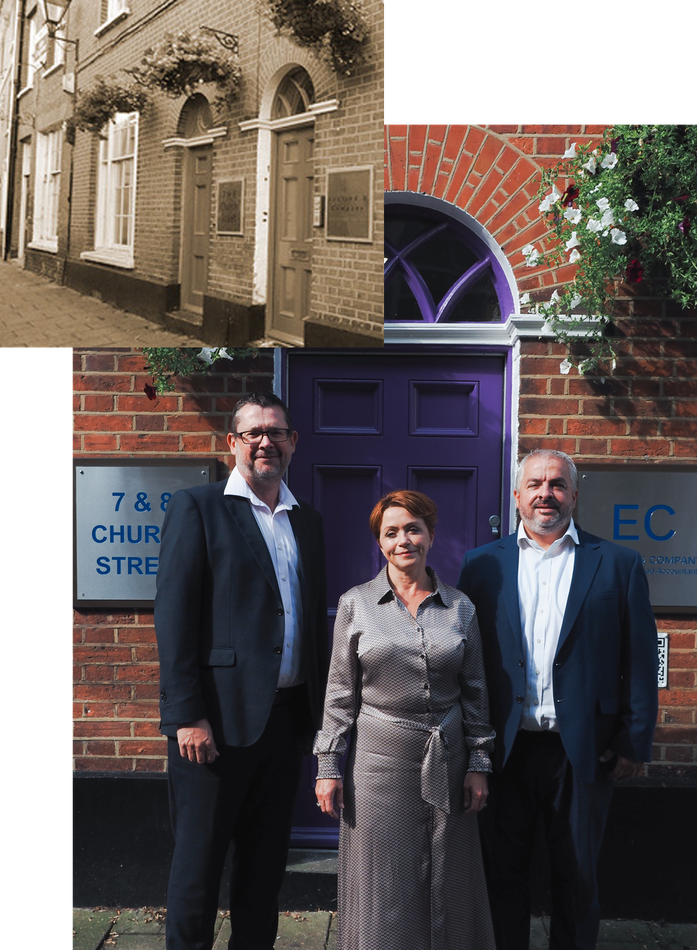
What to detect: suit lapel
<box><xmin>556</xmin><ymin>532</ymin><xmax>602</xmax><ymax>655</ymax></box>
<box><xmin>288</xmin><ymin>505</ymin><xmax>313</xmax><ymax>613</ymax></box>
<box><xmin>223</xmin><ymin>494</ymin><xmax>281</xmax><ymax>599</ymax></box>
<box><xmin>500</xmin><ymin>536</ymin><xmax>524</xmax><ymax>650</ymax></box>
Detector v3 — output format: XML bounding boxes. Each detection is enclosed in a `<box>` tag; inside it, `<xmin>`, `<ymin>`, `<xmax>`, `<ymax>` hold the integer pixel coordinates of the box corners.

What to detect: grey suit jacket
<box><xmin>154</xmin><ymin>479</ymin><xmax>328</xmax><ymax>747</ymax></box>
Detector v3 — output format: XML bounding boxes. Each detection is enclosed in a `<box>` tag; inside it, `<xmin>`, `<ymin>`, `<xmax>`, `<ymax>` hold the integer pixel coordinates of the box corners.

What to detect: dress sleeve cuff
<box><xmin>315</xmin><ymin>753</ymin><xmax>343</xmax><ymax>780</ymax></box>
<box><xmin>467</xmin><ymin>749</ymin><xmax>492</xmax><ymax>773</ymax></box>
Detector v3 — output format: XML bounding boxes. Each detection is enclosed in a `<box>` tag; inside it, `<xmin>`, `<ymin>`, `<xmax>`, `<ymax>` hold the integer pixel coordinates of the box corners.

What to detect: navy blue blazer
<box><xmin>457</xmin><ymin>527</ymin><xmax>658</xmax><ymax>784</ymax></box>
<box><xmin>154</xmin><ymin>479</ymin><xmax>328</xmax><ymax>748</ymax></box>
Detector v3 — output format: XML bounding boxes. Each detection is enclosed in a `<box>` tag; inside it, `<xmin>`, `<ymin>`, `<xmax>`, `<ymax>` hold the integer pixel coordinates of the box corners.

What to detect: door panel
<box><xmin>270</xmin><ymin>128</ymin><xmax>313</xmax><ymax>343</ymax></box>
<box><xmin>286</xmin><ymin>349</ymin><xmax>506</xmax><ymax>845</ymax></box>
<box><xmin>180</xmin><ymin>146</ymin><xmax>212</xmax><ymax>314</ymax></box>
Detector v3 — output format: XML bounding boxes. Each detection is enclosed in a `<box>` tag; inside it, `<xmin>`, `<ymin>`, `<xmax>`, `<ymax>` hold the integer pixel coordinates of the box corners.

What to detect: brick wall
<box><xmin>73</xmin><ymin>346</ymin><xmax>274</xmax><ymax>772</ymax></box>
<box><xmin>386</xmin><ymin>124</ymin><xmax>697</xmax><ymax>778</ymax></box>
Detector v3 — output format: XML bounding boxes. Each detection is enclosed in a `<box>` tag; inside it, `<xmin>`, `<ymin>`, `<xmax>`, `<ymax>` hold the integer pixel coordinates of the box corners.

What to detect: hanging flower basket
<box><xmin>266</xmin><ymin>0</ymin><xmax>368</xmax><ymax>76</ymax></box>
<box><xmin>126</xmin><ymin>30</ymin><xmax>242</xmax><ymax>108</ymax></box>
<box><xmin>69</xmin><ymin>78</ymin><xmax>150</xmax><ymax>136</ymax></box>
<box><xmin>141</xmin><ymin>347</ymin><xmax>259</xmax><ymax>397</ymax></box>
<box><xmin>523</xmin><ymin>125</ymin><xmax>697</xmax><ymax>373</ymax></box>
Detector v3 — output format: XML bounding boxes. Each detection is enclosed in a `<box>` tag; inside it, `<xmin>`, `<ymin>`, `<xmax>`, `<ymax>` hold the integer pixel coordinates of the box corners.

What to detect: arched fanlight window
<box><xmin>271</xmin><ymin>67</ymin><xmax>315</xmax><ymax>119</ymax></box>
<box><xmin>385</xmin><ymin>192</ymin><xmax>516</xmax><ymax>323</ymax></box>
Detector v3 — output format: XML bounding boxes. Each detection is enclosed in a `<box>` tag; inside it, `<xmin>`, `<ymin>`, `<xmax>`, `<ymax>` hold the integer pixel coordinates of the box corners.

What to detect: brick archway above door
<box><xmin>384</xmin><ymin>125</ymin><xmax>588</xmax><ymax>297</ymax></box>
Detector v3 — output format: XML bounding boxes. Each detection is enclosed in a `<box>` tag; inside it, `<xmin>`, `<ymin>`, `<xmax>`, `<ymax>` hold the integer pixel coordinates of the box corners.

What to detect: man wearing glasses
<box><xmin>155</xmin><ymin>392</ymin><xmax>328</xmax><ymax>950</ymax></box>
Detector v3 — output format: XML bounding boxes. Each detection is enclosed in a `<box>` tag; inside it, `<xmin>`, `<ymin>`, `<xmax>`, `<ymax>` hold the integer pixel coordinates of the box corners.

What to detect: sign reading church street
<box><xmin>74</xmin><ymin>459</ymin><xmax>216</xmax><ymax>608</ymax></box>
<box><xmin>575</xmin><ymin>466</ymin><xmax>697</xmax><ymax>613</ymax></box>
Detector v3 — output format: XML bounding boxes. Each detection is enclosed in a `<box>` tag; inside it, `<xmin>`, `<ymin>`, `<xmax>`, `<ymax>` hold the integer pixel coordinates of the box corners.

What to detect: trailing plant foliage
<box><xmin>266</xmin><ymin>0</ymin><xmax>368</xmax><ymax>75</ymax></box>
<box><xmin>70</xmin><ymin>78</ymin><xmax>149</xmax><ymax>135</ymax></box>
<box><xmin>141</xmin><ymin>348</ymin><xmax>259</xmax><ymax>397</ymax></box>
<box><xmin>127</xmin><ymin>31</ymin><xmax>242</xmax><ymax>107</ymax></box>
<box><xmin>523</xmin><ymin>125</ymin><xmax>697</xmax><ymax>374</ymax></box>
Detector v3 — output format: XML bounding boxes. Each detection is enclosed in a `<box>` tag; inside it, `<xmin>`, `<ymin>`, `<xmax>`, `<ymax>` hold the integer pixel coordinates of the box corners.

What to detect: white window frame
<box><xmin>21</xmin><ymin>14</ymin><xmax>41</xmax><ymax>92</ymax></box>
<box><xmin>30</xmin><ymin>128</ymin><xmax>62</xmax><ymax>252</ymax></box>
<box><xmin>43</xmin><ymin>22</ymin><xmax>66</xmax><ymax>76</ymax></box>
<box><xmin>96</xmin><ymin>0</ymin><xmax>130</xmax><ymax>36</ymax></box>
<box><xmin>81</xmin><ymin>112</ymin><xmax>138</xmax><ymax>269</ymax></box>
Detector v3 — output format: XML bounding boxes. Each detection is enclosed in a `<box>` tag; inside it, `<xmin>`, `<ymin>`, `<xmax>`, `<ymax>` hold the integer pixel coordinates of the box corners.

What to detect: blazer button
<box><xmin>274</xmin><ymin>645</ymin><xmax>282</xmax><ymax>654</ymax></box>
<box><xmin>516</xmin><ymin>695</ymin><xmax>524</xmax><ymax>703</ymax></box>
<box><xmin>160</xmin><ymin>690</ymin><xmax>167</xmax><ymax>701</ymax></box>
<box><xmin>276</xmin><ymin>607</ymin><xmax>284</xmax><ymax>616</ymax></box>
<box><xmin>518</xmin><ymin>659</ymin><xmax>524</xmax><ymax>667</ymax></box>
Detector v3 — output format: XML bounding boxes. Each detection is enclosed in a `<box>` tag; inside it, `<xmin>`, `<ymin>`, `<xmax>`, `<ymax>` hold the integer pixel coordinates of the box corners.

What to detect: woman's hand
<box><xmin>463</xmin><ymin>771</ymin><xmax>488</xmax><ymax>813</ymax></box>
<box><xmin>315</xmin><ymin>778</ymin><xmax>344</xmax><ymax>819</ymax></box>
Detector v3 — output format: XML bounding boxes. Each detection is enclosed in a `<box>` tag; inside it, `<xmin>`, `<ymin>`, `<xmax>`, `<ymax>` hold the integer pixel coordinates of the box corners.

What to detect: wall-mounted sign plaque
<box><xmin>217</xmin><ymin>179</ymin><xmax>244</xmax><ymax>235</ymax></box>
<box><xmin>326</xmin><ymin>166</ymin><xmax>373</xmax><ymax>242</ymax></box>
<box><xmin>74</xmin><ymin>458</ymin><xmax>218</xmax><ymax>608</ymax></box>
<box><xmin>575</xmin><ymin>466</ymin><xmax>697</xmax><ymax>612</ymax></box>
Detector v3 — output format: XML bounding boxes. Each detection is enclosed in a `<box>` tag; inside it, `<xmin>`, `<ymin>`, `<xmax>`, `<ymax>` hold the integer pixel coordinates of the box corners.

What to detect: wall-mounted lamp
<box><xmin>40</xmin><ymin>0</ymin><xmax>76</xmax><ymax>42</ymax></box>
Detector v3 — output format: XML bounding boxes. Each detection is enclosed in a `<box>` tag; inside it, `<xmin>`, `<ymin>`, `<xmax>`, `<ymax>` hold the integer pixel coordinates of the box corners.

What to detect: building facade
<box><xmin>3</xmin><ymin>0</ymin><xmax>383</xmax><ymax>346</ymax></box>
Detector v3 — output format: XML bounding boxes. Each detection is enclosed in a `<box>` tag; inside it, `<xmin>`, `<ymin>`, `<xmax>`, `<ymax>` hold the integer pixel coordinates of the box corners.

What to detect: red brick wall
<box><xmin>386</xmin><ymin>124</ymin><xmax>697</xmax><ymax>777</ymax></box>
<box><xmin>73</xmin><ymin>347</ymin><xmax>274</xmax><ymax>772</ymax></box>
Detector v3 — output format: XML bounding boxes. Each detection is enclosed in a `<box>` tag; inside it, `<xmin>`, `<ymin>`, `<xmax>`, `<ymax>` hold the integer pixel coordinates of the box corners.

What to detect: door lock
<box><xmin>489</xmin><ymin>515</ymin><xmax>501</xmax><ymax>535</ymax></box>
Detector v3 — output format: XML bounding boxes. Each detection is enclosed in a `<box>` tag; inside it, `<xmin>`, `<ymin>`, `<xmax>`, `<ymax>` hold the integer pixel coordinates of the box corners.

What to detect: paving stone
<box><xmin>111</xmin><ymin>908</ymin><xmax>166</xmax><ymax>935</ymax></box>
<box><xmin>275</xmin><ymin>911</ymin><xmax>332</xmax><ymax>948</ymax></box>
<box><xmin>106</xmin><ymin>935</ymin><xmax>166</xmax><ymax>948</ymax></box>
<box><xmin>596</xmin><ymin>918</ymin><xmax>657</xmax><ymax>946</ymax></box>
<box><xmin>530</xmin><ymin>916</ymin><xmax>550</xmax><ymax>949</ymax></box>
<box><xmin>73</xmin><ymin>909</ymin><xmax>116</xmax><ymax>950</ymax></box>
<box><xmin>648</xmin><ymin>922</ymin><xmax>697</xmax><ymax>949</ymax></box>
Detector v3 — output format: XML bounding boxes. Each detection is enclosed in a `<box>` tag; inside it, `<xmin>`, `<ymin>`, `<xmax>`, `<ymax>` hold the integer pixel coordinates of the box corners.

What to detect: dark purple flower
<box><xmin>678</xmin><ymin>217</ymin><xmax>691</xmax><ymax>236</ymax></box>
<box><xmin>610</xmin><ymin>137</ymin><xmax>620</xmax><ymax>153</ymax></box>
<box><xmin>672</xmin><ymin>194</ymin><xmax>689</xmax><ymax>204</ymax></box>
<box><xmin>626</xmin><ymin>259</ymin><xmax>644</xmax><ymax>284</ymax></box>
<box><xmin>561</xmin><ymin>183</ymin><xmax>580</xmax><ymax>207</ymax></box>
<box><xmin>144</xmin><ymin>383</ymin><xmax>158</xmax><ymax>401</ymax></box>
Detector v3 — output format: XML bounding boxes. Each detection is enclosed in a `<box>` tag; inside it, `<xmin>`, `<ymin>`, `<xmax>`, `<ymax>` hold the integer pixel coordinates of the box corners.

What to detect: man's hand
<box><xmin>177</xmin><ymin>719</ymin><xmax>219</xmax><ymax>764</ymax></box>
<box><xmin>599</xmin><ymin>749</ymin><xmax>645</xmax><ymax>781</ymax></box>
<box><xmin>463</xmin><ymin>771</ymin><xmax>489</xmax><ymax>813</ymax></box>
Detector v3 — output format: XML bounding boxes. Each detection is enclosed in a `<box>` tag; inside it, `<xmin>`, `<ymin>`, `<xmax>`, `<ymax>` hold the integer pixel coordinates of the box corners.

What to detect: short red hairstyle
<box><xmin>369</xmin><ymin>490</ymin><xmax>438</xmax><ymax>541</ymax></box>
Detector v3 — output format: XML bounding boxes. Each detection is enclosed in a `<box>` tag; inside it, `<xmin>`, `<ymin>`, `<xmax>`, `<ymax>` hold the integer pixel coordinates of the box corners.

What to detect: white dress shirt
<box><xmin>224</xmin><ymin>466</ymin><xmax>304</xmax><ymax>688</ymax></box>
<box><xmin>517</xmin><ymin>517</ymin><xmax>579</xmax><ymax>731</ymax></box>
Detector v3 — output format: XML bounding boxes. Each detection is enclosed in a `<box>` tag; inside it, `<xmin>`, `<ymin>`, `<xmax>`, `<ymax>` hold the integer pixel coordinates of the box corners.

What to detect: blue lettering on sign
<box><xmin>95</xmin><ymin>556</ymin><xmax>159</xmax><ymax>574</ymax></box>
<box><xmin>644</xmin><ymin>505</ymin><xmax>676</xmax><ymax>541</ymax></box>
<box><xmin>613</xmin><ymin>505</ymin><xmax>639</xmax><ymax>540</ymax></box>
<box><xmin>92</xmin><ymin>524</ymin><xmax>161</xmax><ymax>544</ymax></box>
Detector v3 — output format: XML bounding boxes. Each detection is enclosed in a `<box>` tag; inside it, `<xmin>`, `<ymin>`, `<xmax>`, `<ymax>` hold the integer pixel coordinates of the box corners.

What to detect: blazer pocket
<box><xmin>200</xmin><ymin>648</ymin><xmax>236</xmax><ymax>667</ymax></box>
<box><xmin>598</xmin><ymin>696</ymin><xmax>620</xmax><ymax>714</ymax></box>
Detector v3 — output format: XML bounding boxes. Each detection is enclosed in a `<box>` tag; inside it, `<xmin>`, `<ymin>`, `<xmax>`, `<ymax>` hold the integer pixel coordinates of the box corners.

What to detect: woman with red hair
<box><xmin>314</xmin><ymin>490</ymin><xmax>495</xmax><ymax>950</ymax></box>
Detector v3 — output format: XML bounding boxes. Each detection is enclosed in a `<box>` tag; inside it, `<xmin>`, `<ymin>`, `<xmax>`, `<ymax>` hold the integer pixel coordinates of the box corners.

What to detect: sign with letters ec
<box><xmin>74</xmin><ymin>458</ymin><xmax>217</xmax><ymax>608</ymax></box>
<box><xmin>575</xmin><ymin>465</ymin><xmax>697</xmax><ymax>612</ymax></box>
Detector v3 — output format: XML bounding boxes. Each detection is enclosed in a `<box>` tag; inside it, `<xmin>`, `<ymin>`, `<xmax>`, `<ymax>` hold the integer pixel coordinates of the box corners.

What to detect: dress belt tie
<box><xmin>359</xmin><ymin>704</ymin><xmax>457</xmax><ymax>814</ymax></box>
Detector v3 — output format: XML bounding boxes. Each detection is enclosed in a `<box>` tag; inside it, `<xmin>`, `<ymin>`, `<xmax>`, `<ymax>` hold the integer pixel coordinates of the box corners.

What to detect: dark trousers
<box><xmin>165</xmin><ymin>700</ymin><xmax>304</xmax><ymax>950</ymax></box>
<box><xmin>479</xmin><ymin>731</ymin><xmax>614</xmax><ymax>950</ymax></box>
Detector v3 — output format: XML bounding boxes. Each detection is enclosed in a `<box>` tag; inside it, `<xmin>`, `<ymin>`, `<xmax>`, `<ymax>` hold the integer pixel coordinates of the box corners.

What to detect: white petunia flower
<box><xmin>520</xmin><ymin>292</ymin><xmax>531</xmax><ymax>305</ymax></box>
<box><xmin>565</xmin><ymin>231</ymin><xmax>581</xmax><ymax>250</ymax></box>
<box><xmin>539</xmin><ymin>185</ymin><xmax>561</xmax><ymax>213</ymax></box>
<box><xmin>199</xmin><ymin>348</ymin><xmax>216</xmax><ymax>365</ymax></box>
<box><xmin>522</xmin><ymin>244</ymin><xmax>540</xmax><ymax>266</ymax></box>
<box><xmin>601</xmin><ymin>152</ymin><xmax>618</xmax><ymax>170</ymax></box>
<box><xmin>564</xmin><ymin>208</ymin><xmax>582</xmax><ymax>224</ymax></box>
<box><xmin>550</xmin><ymin>290</ymin><xmax>561</xmax><ymax>303</ymax></box>
<box><xmin>559</xmin><ymin>359</ymin><xmax>572</xmax><ymax>374</ymax></box>
<box><xmin>582</xmin><ymin>156</ymin><xmax>597</xmax><ymax>175</ymax></box>
<box><xmin>586</xmin><ymin>218</ymin><xmax>603</xmax><ymax>233</ymax></box>
<box><xmin>596</xmin><ymin>197</ymin><xmax>611</xmax><ymax>212</ymax></box>
<box><xmin>569</xmin><ymin>294</ymin><xmax>582</xmax><ymax>309</ymax></box>
<box><xmin>601</xmin><ymin>208</ymin><xmax>616</xmax><ymax>228</ymax></box>
<box><xmin>563</xmin><ymin>143</ymin><xmax>577</xmax><ymax>159</ymax></box>
<box><xmin>624</xmin><ymin>198</ymin><xmax>639</xmax><ymax>212</ymax></box>
<box><xmin>610</xmin><ymin>228</ymin><xmax>627</xmax><ymax>245</ymax></box>
<box><xmin>569</xmin><ymin>249</ymin><xmax>581</xmax><ymax>263</ymax></box>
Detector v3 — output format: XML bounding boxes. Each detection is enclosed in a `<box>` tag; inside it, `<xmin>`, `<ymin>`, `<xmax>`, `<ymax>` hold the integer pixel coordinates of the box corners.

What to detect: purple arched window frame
<box><xmin>385</xmin><ymin>192</ymin><xmax>516</xmax><ymax>323</ymax></box>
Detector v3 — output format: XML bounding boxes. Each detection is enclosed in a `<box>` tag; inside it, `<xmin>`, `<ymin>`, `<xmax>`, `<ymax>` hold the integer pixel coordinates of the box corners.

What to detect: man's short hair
<box><xmin>515</xmin><ymin>449</ymin><xmax>579</xmax><ymax>494</ymax></box>
<box><xmin>231</xmin><ymin>392</ymin><xmax>293</xmax><ymax>433</ymax></box>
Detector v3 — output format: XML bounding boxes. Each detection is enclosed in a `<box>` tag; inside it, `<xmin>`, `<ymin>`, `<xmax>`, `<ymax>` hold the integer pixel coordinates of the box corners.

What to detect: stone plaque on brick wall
<box><xmin>217</xmin><ymin>179</ymin><xmax>244</xmax><ymax>235</ymax></box>
<box><xmin>326</xmin><ymin>166</ymin><xmax>373</xmax><ymax>242</ymax></box>
<box><xmin>74</xmin><ymin>459</ymin><xmax>217</xmax><ymax>608</ymax></box>
<box><xmin>575</xmin><ymin>465</ymin><xmax>697</xmax><ymax>612</ymax></box>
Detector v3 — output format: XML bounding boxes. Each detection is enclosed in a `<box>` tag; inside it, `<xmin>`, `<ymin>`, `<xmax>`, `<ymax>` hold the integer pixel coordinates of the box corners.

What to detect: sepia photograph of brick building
<box><xmin>0</xmin><ymin>0</ymin><xmax>383</xmax><ymax>347</ymax></box>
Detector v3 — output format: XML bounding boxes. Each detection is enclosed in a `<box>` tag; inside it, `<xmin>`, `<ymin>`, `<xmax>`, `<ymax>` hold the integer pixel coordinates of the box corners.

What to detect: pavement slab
<box><xmin>0</xmin><ymin>261</ymin><xmax>207</xmax><ymax>347</ymax></box>
<box><xmin>73</xmin><ymin>909</ymin><xmax>116</xmax><ymax>950</ymax></box>
<box><xmin>647</xmin><ymin>921</ymin><xmax>697</xmax><ymax>949</ymax></box>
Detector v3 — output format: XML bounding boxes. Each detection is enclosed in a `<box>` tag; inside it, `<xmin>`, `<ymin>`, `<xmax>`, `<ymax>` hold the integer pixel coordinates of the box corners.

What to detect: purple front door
<box><xmin>286</xmin><ymin>348</ymin><xmax>507</xmax><ymax>845</ymax></box>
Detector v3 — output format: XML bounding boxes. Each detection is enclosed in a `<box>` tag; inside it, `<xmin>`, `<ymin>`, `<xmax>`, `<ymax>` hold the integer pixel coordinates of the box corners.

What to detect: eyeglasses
<box><xmin>234</xmin><ymin>428</ymin><xmax>291</xmax><ymax>444</ymax></box>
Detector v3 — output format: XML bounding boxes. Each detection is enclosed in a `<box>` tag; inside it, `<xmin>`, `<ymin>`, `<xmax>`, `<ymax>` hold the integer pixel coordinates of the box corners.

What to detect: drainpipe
<box><xmin>3</xmin><ymin>0</ymin><xmax>26</xmax><ymax>260</ymax></box>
